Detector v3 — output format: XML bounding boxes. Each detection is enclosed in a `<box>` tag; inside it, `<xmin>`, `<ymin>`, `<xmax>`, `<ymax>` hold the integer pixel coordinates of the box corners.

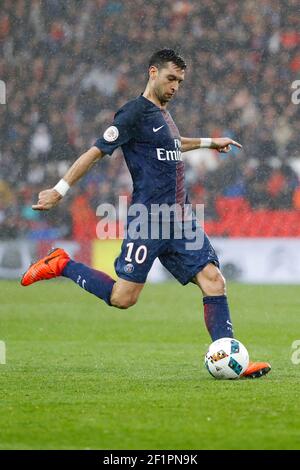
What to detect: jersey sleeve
<box><xmin>94</xmin><ymin>101</ymin><xmax>140</xmax><ymax>155</ymax></box>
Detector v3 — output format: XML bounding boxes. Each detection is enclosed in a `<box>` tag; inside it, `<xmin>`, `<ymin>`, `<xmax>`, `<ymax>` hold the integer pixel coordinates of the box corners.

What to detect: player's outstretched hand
<box><xmin>32</xmin><ymin>189</ymin><xmax>62</xmax><ymax>211</ymax></box>
<box><xmin>212</xmin><ymin>138</ymin><xmax>242</xmax><ymax>153</ymax></box>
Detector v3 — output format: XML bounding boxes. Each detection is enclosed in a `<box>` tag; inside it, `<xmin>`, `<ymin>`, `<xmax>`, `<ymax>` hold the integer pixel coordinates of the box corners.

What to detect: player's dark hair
<box><xmin>149</xmin><ymin>49</ymin><xmax>187</xmax><ymax>71</ymax></box>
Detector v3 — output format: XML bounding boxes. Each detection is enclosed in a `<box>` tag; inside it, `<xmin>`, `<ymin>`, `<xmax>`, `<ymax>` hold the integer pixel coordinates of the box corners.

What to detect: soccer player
<box><xmin>22</xmin><ymin>49</ymin><xmax>270</xmax><ymax>378</ymax></box>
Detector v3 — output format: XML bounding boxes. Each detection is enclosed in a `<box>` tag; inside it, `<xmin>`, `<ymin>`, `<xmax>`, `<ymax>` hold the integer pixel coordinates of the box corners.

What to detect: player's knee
<box><xmin>110</xmin><ymin>292</ymin><xmax>138</xmax><ymax>310</ymax></box>
<box><xmin>215</xmin><ymin>272</ymin><xmax>226</xmax><ymax>295</ymax></box>
<box><xmin>201</xmin><ymin>267</ymin><xmax>226</xmax><ymax>296</ymax></box>
<box><xmin>208</xmin><ymin>271</ymin><xmax>226</xmax><ymax>295</ymax></box>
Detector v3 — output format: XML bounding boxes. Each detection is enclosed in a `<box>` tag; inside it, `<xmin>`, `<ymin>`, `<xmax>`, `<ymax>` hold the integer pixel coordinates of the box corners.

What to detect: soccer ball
<box><xmin>205</xmin><ymin>337</ymin><xmax>249</xmax><ymax>379</ymax></box>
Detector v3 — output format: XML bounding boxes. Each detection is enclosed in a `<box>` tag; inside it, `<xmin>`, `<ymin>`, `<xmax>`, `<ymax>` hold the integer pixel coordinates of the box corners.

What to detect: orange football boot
<box><xmin>242</xmin><ymin>361</ymin><xmax>271</xmax><ymax>379</ymax></box>
<box><xmin>21</xmin><ymin>248</ymin><xmax>70</xmax><ymax>286</ymax></box>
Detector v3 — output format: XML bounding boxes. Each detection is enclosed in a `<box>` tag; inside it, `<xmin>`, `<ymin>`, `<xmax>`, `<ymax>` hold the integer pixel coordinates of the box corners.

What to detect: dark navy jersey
<box><xmin>94</xmin><ymin>95</ymin><xmax>186</xmax><ymax>208</ymax></box>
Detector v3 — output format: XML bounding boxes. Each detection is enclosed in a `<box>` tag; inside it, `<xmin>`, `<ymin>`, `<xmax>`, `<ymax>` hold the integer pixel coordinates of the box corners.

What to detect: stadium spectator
<box><xmin>1</xmin><ymin>0</ymin><xmax>299</xmax><ymax>239</ymax></box>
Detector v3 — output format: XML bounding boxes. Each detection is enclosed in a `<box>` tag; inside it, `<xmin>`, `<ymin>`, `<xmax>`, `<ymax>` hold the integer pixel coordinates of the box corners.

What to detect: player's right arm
<box><xmin>32</xmin><ymin>146</ymin><xmax>105</xmax><ymax>211</ymax></box>
<box><xmin>32</xmin><ymin>99</ymin><xmax>140</xmax><ymax>211</ymax></box>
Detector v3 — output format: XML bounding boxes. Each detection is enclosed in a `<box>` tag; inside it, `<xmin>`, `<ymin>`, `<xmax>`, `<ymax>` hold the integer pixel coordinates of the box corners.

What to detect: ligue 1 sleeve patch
<box><xmin>103</xmin><ymin>126</ymin><xmax>119</xmax><ymax>142</ymax></box>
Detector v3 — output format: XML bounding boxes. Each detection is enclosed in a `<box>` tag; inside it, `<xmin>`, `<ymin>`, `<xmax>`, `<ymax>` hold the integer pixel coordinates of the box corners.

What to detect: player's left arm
<box><xmin>180</xmin><ymin>137</ymin><xmax>242</xmax><ymax>153</ymax></box>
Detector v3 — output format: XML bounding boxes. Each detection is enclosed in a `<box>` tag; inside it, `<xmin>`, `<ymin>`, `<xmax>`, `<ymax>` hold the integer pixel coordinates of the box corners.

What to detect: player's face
<box><xmin>152</xmin><ymin>62</ymin><xmax>185</xmax><ymax>104</ymax></box>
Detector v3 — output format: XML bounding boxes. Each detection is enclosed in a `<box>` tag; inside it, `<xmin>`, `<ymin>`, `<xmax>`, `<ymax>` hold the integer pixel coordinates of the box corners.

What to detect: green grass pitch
<box><xmin>0</xmin><ymin>280</ymin><xmax>299</xmax><ymax>450</ymax></box>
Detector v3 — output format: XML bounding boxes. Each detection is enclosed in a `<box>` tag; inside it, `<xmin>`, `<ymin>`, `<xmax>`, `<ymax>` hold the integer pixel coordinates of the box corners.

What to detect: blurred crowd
<box><xmin>1</xmin><ymin>0</ymin><xmax>300</xmax><ymax>239</ymax></box>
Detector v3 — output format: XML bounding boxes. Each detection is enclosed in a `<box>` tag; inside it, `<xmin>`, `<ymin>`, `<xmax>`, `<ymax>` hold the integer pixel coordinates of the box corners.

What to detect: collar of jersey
<box><xmin>140</xmin><ymin>94</ymin><xmax>166</xmax><ymax>111</ymax></box>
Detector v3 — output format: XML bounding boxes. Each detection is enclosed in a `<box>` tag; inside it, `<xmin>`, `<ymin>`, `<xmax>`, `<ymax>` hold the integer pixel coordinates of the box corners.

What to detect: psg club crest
<box><xmin>124</xmin><ymin>263</ymin><xmax>134</xmax><ymax>274</ymax></box>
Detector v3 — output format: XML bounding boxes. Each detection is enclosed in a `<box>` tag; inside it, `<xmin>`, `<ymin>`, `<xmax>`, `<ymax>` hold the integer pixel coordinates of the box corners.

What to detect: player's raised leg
<box><xmin>21</xmin><ymin>248</ymin><xmax>144</xmax><ymax>309</ymax></box>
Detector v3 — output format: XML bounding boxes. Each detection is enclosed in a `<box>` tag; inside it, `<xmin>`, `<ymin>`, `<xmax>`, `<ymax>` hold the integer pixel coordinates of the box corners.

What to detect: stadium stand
<box><xmin>1</xmin><ymin>0</ymin><xmax>300</xmax><ymax>241</ymax></box>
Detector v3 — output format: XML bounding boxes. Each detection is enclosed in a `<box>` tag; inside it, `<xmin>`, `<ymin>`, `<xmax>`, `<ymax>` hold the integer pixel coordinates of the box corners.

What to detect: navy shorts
<box><xmin>114</xmin><ymin>217</ymin><xmax>219</xmax><ymax>285</ymax></box>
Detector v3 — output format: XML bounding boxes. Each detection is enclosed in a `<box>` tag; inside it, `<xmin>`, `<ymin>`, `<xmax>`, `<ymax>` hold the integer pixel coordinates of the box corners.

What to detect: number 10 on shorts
<box><xmin>125</xmin><ymin>243</ymin><xmax>148</xmax><ymax>264</ymax></box>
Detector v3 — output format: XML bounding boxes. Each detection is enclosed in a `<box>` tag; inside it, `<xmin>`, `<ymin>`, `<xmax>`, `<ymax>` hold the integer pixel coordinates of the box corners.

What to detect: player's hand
<box><xmin>32</xmin><ymin>189</ymin><xmax>62</xmax><ymax>211</ymax></box>
<box><xmin>211</xmin><ymin>138</ymin><xmax>242</xmax><ymax>153</ymax></box>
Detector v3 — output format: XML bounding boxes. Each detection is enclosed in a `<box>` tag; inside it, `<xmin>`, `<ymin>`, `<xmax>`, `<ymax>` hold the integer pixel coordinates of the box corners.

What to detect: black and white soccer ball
<box><xmin>205</xmin><ymin>337</ymin><xmax>249</xmax><ymax>379</ymax></box>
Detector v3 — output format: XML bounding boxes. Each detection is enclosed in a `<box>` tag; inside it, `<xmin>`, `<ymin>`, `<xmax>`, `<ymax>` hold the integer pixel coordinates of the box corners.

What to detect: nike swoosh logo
<box><xmin>45</xmin><ymin>254</ymin><xmax>61</xmax><ymax>265</ymax></box>
<box><xmin>153</xmin><ymin>125</ymin><xmax>164</xmax><ymax>133</ymax></box>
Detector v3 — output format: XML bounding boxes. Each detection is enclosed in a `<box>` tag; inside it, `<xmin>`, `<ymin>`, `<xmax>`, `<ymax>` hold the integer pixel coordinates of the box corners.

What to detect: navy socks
<box><xmin>203</xmin><ymin>295</ymin><xmax>233</xmax><ymax>341</ymax></box>
<box><xmin>62</xmin><ymin>260</ymin><xmax>115</xmax><ymax>306</ymax></box>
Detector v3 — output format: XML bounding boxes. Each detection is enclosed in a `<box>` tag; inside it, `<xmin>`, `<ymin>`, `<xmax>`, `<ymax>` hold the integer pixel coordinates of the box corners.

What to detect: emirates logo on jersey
<box><xmin>103</xmin><ymin>126</ymin><xmax>119</xmax><ymax>142</ymax></box>
<box><xmin>156</xmin><ymin>138</ymin><xmax>182</xmax><ymax>161</ymax></box>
